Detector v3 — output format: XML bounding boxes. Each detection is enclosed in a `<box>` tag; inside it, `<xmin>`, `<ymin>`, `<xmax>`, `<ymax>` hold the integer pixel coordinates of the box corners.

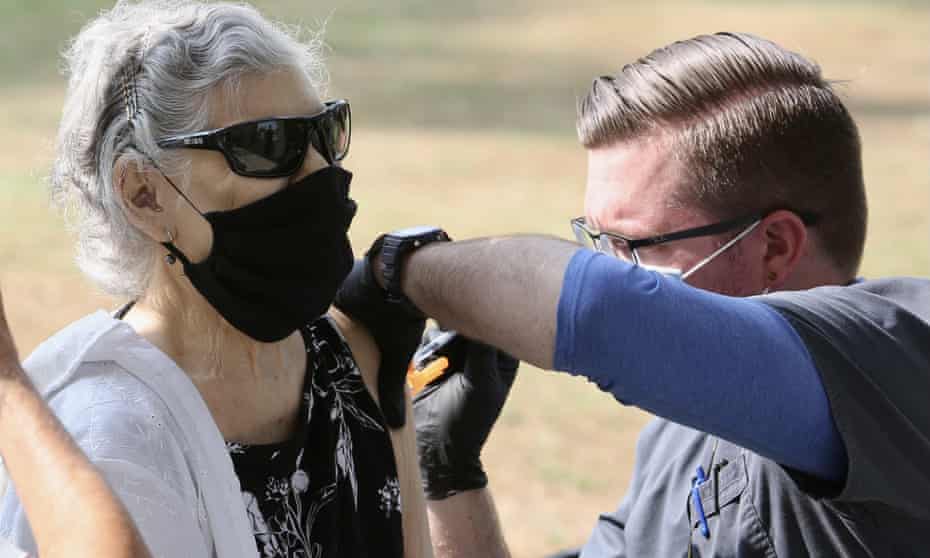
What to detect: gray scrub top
<box><xmin>580</xmin><ymin>277</ymin><xmax>930</xmax><ymax>557</ymax></box>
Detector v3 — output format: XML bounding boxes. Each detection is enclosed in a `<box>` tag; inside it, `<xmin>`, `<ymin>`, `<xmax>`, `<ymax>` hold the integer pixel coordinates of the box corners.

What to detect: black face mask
<box><xmin>162</xmin><ymin>166</ymin><xmax>357</xmax><ymax>343</ymax></box>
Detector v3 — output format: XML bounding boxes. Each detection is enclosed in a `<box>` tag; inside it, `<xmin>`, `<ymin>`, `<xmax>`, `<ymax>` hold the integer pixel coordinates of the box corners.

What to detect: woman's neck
<box><xmin>127</xmin><ymin>263</ymin><xmax>249</xmax><ymax>378</ymax></box>
<box><xmin>124</xmin><ymin>260</ymin><xmax>308</xmax><ymax>443</ymax></box>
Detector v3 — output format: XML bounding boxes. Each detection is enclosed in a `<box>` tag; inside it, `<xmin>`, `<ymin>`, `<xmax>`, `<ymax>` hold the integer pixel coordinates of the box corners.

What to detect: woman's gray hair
<box><xmin>52</xmin><ymin>0</ymin><xmax>327</xmax><ymax>297</ymax></box>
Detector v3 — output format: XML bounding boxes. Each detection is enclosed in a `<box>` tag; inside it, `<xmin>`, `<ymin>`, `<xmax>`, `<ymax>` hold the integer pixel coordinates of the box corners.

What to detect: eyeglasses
<box><xmin>156</xmin><ymin>100</ymin><xmax>351</xmax><ymax>178</ymax></box>
<box><xmin>571</xmin><ymin>211</ymin><xmax>819</xmax><ymax>264</ymax></box>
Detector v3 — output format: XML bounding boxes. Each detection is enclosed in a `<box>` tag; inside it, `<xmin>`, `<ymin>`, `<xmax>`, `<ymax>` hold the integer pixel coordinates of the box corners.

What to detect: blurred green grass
<box><xmin>10</xmin><ymin>0</ymin><xmax>927</xmax><ymax>136</ymax></box>
<box><xmin>0</xmin><ymin>1</ymin><xmax>928</xmax><ymax>555</ymax></box>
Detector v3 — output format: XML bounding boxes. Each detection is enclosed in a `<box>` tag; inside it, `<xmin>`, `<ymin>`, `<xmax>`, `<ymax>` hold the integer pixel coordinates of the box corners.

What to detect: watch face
<box><xmin>393</xmin><ymin>225</ymin><xmax>442</xmax><ymax>238</ymax></box>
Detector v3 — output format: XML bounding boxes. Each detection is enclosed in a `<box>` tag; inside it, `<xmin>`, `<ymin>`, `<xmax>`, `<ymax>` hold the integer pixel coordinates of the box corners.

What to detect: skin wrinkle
<box><xmin>133</xmin><ymin>250</ymin><xmax>293</xmax><ymax>385</ymax></box>
<box><xmin>585</xmin><ymin>133</ymin><xmax>690</xmax><ymax>239</ymax></box>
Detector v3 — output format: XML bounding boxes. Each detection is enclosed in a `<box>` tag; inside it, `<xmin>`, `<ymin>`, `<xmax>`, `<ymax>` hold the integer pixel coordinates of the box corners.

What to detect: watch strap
<box><xmin>369</xmin><ymin>228</ymin><xmax>450</xmax><ymax>316</ymax></box>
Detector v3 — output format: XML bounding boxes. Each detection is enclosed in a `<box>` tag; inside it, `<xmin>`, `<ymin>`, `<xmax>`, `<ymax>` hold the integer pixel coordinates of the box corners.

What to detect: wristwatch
<box><xmin>369</xmin><ymin>226</ymin><xmax>451</xmax><ymax>314</ymax></box>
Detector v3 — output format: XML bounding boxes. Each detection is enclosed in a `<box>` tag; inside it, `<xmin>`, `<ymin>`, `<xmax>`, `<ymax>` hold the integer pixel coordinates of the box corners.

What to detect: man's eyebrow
<box><xmin>598</xmin><ymin>219</ymin><xmax>661</xmax><ymax>240</ymax></box>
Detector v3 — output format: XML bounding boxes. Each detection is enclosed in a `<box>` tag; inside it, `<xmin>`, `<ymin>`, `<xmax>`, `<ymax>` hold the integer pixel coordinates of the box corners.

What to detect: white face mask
<box><xmin>640</xmin><ymin>219</ymin><xmax>762</xmax><ymax>281</ymax></box>
<box><xmin>637</xmin><ymin>263</ymin><xmax>684</xmax><ymax>279</ymax></box>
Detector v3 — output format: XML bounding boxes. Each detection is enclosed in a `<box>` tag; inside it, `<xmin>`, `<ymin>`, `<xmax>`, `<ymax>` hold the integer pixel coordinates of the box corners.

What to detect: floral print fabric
<box><xmin>228</xmin><ymin>317</ymin><xmax>403</xmax><ymax>558</ymax></box>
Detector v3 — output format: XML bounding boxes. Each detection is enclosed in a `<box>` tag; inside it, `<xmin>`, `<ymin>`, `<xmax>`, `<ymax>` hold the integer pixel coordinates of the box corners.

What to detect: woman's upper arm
<box><xmin>88</xmin><ymin>459</ymin><xmax>211</xmax><ymax>558</ymax></box>
<box><xmin>328</xmin><ymin>307</ymin><xmax>381</xmax><ymax>400</ymax></box>
<box><xmin>327</xmin><ymin>309</ymin><xmax>434</xmax><ymax>557</ymax></box>
<box><xmin>0</xmin><ymin>458</ymin><xmax>209</xmax><ymax>558</ymax></box>
<box><xmin>0</xmin><ymin>365</ymin><xmax>211</xmax><ymax>557</ymax></box>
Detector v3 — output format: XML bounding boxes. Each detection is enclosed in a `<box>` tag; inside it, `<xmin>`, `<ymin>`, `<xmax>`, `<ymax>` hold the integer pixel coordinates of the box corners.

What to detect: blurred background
<box><xmin>1</xmin><ymin>0</ymin><xmax>927</xmax><ymax>555</ymax></box>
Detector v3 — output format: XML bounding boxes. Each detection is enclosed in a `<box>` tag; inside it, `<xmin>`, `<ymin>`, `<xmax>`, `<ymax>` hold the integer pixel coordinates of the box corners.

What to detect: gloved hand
<box><xmin>333</xmin><ymin>255</ymin><xmax>425</xmax><ymax>429</ymax></box>
<box><xmin>413</xmin><ymin>329</ymin><xmax>519</xmax><ymax>500</ymax></box>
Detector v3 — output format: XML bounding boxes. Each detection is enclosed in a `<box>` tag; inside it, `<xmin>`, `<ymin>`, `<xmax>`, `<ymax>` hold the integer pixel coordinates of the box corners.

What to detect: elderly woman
<box><xmin>0</xmin><ymin>2</ymin><xmax>430</xmax><ymax>557</ymax></box>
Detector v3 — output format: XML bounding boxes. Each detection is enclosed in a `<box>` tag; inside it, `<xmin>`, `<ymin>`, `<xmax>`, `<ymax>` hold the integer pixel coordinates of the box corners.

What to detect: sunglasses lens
<box><xmin>210</xmin><ymin>102</ymin><xmax>350</xmax><ymax>177</ymax></box>
<box><xmin>332</xmin><ymin>103</ymin><xmax>351</xmax><ymax>161</ymax></box>
<box><xmin>226</xmin><ymin>119</ymin><xmax>308</xmax><ymax>176</ymax></box>
<box><xmin>312</xmin><ymin>102</ymin><xmax>351</xmax><ymax>163</ymax></box>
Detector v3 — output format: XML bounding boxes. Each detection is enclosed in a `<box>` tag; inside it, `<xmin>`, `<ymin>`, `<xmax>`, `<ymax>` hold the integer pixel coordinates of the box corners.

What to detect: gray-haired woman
<box><xmin>0</xmin><ymin>1</ymin><xmax>431</xmax><ymax>557</ymax></box>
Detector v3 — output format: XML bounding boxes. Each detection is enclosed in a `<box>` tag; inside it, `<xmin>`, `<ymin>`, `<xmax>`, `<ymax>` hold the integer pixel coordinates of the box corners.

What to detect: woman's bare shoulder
<box><xmin>326</xmin><ymin>308</ymin><xmax>381</xmax><ymax>406</ymax></box>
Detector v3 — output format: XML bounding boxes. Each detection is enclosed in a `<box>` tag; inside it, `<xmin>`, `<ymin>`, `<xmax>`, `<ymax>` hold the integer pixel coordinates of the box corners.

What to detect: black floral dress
<box><xmin>226</xmin><ymin>317</ymin><xmax>404</xmax><ymax>558</ymax></box>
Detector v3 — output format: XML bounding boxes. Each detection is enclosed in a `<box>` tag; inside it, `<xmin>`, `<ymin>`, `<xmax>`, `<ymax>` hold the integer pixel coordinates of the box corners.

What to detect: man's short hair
<box><xmin>577</xmin><ymin>32</ymin><xmax>867</xmax><ymax>277</ymax></box>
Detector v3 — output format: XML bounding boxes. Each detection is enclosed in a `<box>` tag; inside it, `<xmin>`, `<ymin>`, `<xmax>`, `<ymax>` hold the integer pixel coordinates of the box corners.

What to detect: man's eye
<box><xmin>634</xmin><ymin>242</ymin><xmax>673</xmax><ymax>265</ymax></box>
<box><xmin>610</xmin><ymin>239</ymin><xmax>635</xmax><ymax>261</ymax></box>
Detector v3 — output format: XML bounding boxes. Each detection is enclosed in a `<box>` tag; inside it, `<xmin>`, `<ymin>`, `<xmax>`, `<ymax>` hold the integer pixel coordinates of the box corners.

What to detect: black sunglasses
<box><xmin>156</xmin><ymin>100</ymin><xmax>351</xmax><ymax>178</ymax></box>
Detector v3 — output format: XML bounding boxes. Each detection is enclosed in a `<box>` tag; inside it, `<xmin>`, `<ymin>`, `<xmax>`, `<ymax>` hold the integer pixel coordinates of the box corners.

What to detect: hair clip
<box><xmin>119</xmin><ymin>46</ymin><xmax>145</xmax><ymax>126</ymax></box>
<box><xmin>121</xmin><ymin>62</ymin><xmax>140</xmax><ymax>124</ymax></box>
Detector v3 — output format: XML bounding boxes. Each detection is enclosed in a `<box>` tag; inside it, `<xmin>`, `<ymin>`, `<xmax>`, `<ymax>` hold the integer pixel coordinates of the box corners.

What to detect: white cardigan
<box><xmin>0</xmin><ymin>311</ymin><xmax>258</xmax><ymax>558</ymax></box>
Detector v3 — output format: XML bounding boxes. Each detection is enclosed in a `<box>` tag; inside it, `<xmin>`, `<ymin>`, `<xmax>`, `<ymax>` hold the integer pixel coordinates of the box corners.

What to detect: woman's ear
<box><xmin>760</xmin><ymin>209</ymin><xmax>808</xmax><ymax>289</ymax></box>
<box><xmin>114</xmin><ymin>155</ymin><xmax>172</xmax><ymax>243</ymax></box>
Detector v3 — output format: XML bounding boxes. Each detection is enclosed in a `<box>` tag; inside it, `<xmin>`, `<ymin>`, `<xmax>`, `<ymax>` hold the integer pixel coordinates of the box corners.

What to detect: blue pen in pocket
<box><xmin>692</xmin><ymin>466</ymin><xmax>710</xmax><ymax>538</ymax></box>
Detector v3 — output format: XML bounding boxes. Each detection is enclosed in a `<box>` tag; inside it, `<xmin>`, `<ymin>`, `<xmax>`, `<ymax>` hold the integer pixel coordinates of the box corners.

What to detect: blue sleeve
<box><xmin>553</xmin><ymin>249</ymin><xmax>848</xmax><ymax>482</ymax></box>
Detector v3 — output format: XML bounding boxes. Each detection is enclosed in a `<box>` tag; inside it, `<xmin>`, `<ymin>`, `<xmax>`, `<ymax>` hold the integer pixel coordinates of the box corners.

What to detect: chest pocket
<box><xmin>688</xmin><ymin>449</ymin><xmax>749</xmax><ymax>538</ymax></box>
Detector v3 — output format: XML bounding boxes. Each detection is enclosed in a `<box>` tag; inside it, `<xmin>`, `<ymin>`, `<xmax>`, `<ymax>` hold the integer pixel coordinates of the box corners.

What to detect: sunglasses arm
<box><xmin>156</xmin><ymin>131</ymin><xmax>223</xmax><ymax>151</ymax></box>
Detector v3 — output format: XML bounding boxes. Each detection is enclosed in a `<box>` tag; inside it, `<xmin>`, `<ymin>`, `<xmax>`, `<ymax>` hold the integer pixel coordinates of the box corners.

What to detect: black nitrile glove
<box><xmin>413</xmin><ymin>329</ymin><xmax>519</xmax><ymax>500</ymax></box>
<box><xmin>333</xmin><ymin>255</ymin><xmax>425</xmax><ymax>429</ymax></box>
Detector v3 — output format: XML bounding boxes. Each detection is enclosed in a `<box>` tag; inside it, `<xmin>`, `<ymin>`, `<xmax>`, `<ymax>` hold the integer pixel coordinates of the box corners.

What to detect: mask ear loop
<box><xmin>161</xmin><ymin>225</ymin><xmax>192</xmax><ymax>267</ymax></box>
<box><xmin>155</xmin><ymin>167</ymin><xmax>204</xmax><ymax>217</ymax></box>
<box><xmin>680</xmin><ymin>219</ymin><xmax>762</xmax><ymax>281</ymax></box>
<box><xmin>143</xmin><ymin>164</ymin><xmax>205</xmax><ymax>268</ymax></box>
<box><xmin>121</xmin><ymin>149</ymin><xmax>204</xmax><ymax>268</ymax></box>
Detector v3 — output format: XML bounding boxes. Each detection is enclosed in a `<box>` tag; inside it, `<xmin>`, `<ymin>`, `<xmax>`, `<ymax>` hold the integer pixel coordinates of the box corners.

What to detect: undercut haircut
<box><xmin>577</xmin><ymin>32</ymin><xmax>867</xmax><ymax>277</ymax></box>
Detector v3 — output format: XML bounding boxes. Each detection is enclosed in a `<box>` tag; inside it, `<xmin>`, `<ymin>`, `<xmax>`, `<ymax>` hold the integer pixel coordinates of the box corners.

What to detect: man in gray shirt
<box><xmin>337</xmin><ymin>32</ymin><xmax>930</xmax><ymax>556</ymax></box>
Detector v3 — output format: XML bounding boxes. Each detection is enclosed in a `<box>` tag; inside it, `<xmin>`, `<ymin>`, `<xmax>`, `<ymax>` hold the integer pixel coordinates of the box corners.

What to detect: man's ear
<box><xmin>114</xmin><ymin>155</ymin><xmax>172</xmax><ymax>243</ymax></box>
<box><xmin>760</xmin><ymin>209</ymin><xmax>808</xmax><ymax>289</ymax></box>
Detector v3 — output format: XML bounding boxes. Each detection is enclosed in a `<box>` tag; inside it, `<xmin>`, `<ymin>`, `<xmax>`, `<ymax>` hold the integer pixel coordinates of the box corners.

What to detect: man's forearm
<box><xmin>427</xmin><ymin>489</ymin><xmax>511</xmax><ymax>558</ymax></box>
<box><xmin>401</xmin><ymin>236</ymin><xmax>579</xmax><ymax>369</ymax></box>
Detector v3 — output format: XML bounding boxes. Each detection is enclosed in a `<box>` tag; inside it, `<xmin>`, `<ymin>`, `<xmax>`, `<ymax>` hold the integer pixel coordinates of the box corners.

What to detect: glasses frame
<box><xmin>571</xmin><ymin>210</ymin><xmax>819</xmax><ymax>264</ymax></box>
<box><xmin>156</xmin><ymin>99</ymin><xmax>351</xmax><ymax>178</ymax></box>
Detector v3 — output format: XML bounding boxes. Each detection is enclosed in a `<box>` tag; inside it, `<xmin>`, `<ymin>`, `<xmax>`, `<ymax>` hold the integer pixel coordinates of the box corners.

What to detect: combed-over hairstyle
<box><xmin>577</xmin><ymin>32</ymin><xmax>867</xmax><ymax>277</ymax></box>
<box><xmin>51</xmin><ymin>0</ymin><xmax>327</xmax><ymax>297</ymax></box>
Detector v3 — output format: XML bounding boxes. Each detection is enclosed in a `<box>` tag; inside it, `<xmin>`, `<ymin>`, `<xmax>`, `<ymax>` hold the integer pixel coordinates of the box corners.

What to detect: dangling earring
<box><xmin>164</xmin><ymin>228</ymin><xmax>177</xmax><ymax>265</ymax></box>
